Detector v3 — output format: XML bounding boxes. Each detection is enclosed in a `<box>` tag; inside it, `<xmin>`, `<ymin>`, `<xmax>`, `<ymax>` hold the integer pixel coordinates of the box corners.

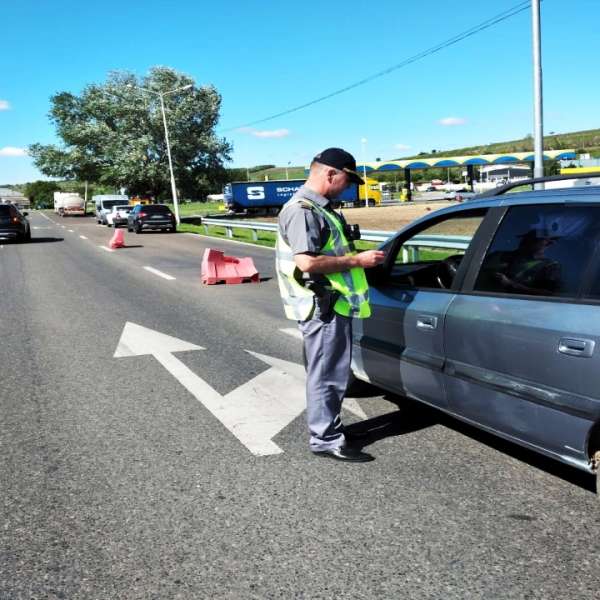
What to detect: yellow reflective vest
<box><xmin>276</xmin><ymin>197</ymin><xmax>371</xmax><ymax>321</ymax></box>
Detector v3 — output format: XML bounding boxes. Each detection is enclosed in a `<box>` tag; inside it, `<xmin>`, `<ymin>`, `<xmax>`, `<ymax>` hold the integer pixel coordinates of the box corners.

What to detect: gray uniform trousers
<box><xmin>298</xmin><ymin>306</ymin><xmax>352</xmax><ymax>452</ymax></box>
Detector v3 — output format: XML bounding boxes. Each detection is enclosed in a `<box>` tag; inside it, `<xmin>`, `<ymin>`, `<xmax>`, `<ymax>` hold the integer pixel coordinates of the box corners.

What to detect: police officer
<box><xmin>276</xmin><ymin>148</ymin><xmax>386</xmax><ymax>462</ymax></box>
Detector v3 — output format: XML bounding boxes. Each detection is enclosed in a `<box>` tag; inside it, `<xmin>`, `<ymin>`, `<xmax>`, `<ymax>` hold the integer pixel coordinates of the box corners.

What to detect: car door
<box><xmin>352</xmin><ymin>208</ymin><xmax>488</xmax><ymax>410</ymax></box>
<box><xmin>444</xmin><ymin>202</ymin><xmax>600</xmax><ymax>466</ymax></box>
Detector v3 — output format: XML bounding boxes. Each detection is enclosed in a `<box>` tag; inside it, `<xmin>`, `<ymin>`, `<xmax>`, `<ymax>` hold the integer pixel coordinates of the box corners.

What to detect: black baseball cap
<box><xmin>313</xmin><ymin>148</ymin><xmax>364</xmax><ymax>184</ymax></box>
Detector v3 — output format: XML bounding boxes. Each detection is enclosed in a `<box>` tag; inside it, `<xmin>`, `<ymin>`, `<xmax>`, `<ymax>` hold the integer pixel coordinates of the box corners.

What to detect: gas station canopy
<box><xmin>355</xmin><ymin>149</ymin><xmax>576</xmax><ymax>172</ymax></box>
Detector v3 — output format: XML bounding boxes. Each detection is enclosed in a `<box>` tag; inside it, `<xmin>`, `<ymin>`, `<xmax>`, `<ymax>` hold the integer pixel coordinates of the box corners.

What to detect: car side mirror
<box><xmin>22</xmin><ymin>211</ymin><xmax>28</xmax><ymax>216</ymax></box>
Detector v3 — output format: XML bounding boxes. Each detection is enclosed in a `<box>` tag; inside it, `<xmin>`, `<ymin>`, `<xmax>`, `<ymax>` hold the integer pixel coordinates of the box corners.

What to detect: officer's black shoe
<box><xmin>312</xmin><ymin>446</ymin><xmax>375</xmax><ymax>462</ymax></box>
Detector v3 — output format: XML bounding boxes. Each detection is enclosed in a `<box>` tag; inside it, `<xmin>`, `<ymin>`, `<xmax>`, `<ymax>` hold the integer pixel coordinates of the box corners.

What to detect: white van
<box><xmin>93</xmin><ymin>195</ymin><xmax>129</xmax><ymax>224</ymax></box>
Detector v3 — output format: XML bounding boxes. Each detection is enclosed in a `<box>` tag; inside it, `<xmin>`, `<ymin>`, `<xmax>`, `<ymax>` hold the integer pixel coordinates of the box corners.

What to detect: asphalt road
<box><xmin>2</xmin><ymin>211</ymin><xmax>600</xmax><ymax>599</ymax></box>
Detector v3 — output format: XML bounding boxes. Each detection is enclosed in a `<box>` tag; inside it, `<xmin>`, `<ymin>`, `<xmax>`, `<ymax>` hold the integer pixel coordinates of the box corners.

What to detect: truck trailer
<box><xmin>223</xmin><ymin>179</ymin><xmax>380</xmax><ymax>213</ymax></box>
<box><xmin>53</xmin><ymin>192</ymin><xmax>86</xmax><ymax>216</ymax></box>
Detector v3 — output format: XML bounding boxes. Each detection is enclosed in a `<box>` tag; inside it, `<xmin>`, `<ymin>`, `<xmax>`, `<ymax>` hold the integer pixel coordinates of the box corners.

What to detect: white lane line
<box><xmin>143</xmin><ymin>266</ymin><xmax>176</xmax><ymax>281</ymax></box>
<box><xmin>68</xmin><ymin>229</ymin><xmax>74</xmax><ymax>232</ymax></box>
<box><xmin>278</xmin><ymin>327</ymin><xmax>367</xmax><ymax>418</ymax></box>
<box><xmin>79</xmin><ymin>235</ymin><xmax>88</xmax><ymax>240</ymax></box>
<box><xmin>99</xmin><ymin>245</ymin><xmax>114</xmax><ymax>252</ymax></box>
<box><xmin>279</xmin><ymin>328</ymin><xmax>302</xmax><ymax>341</ymax></box>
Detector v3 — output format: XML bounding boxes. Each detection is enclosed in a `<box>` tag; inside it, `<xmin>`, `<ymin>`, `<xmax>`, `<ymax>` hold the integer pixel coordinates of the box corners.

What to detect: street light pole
<box><xmin>532</xmin><ymin>0</ymin><xmax>545</xmax><ymax>189</ymax></box>
<box><xmin>130</xmin><ymin>83</ymin><xmax>193</xmax><ymax>224</ymax></box>
<box><xmin>158</xmin><ymin>93</ymin><xmax>181</xmax><ymax>224</ymax></box>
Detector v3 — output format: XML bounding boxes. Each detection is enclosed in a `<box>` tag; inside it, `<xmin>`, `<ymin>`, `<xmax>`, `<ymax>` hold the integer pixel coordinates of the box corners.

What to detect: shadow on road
<box><xmin>3</xmin><ymin>237</ymin><xmax>65</xmax><ymax>244</ymax></box>
<box><xmin>347</xmin><ymin>388</ymin><xmax>595</xmax><ymax>494</ymax></box>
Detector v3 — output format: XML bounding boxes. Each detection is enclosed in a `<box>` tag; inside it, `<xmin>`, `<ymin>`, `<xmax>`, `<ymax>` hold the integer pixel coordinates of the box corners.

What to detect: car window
<box><xmin>387</xmin><ymin>210</ymin><xmax>486</xmax><ymax>289</ymax></box>
<box><xmin>143</xmin><ymin>205</ymin><xmax>172</xmax><ymax>214</ymax></box>
<box><xmin>474</xmin><ymin>205</ymin><xmax>600</xmax><ymax>299</ymax></box>
<box><xmin>0</xmin><ymin>206</ymin><xmax>11</xmax><ymax>216</ymax></box>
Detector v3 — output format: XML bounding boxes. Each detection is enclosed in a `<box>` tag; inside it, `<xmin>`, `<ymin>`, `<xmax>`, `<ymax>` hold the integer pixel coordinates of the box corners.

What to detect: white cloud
<box><xmin>237</xmin><ymin>127</ymin><xmax>291</xmax><ymax>139</ymax></box>
<box><xmin>0</xmin><ymin>146</ymin><xmax>27</xmax><ymax>157</ymax></box>
<box><xmin>252</xmin><ymin>128</ymin><xmax>290</xmax><ymax>138</ymax></box>
<box><xmin>0</xmin><ymin>100</ymin><xmax>10</xmax><ymax>111</ymax></box>
<box><xmin>394</xmin><ymin>144</ymin><xmax>411</xmax><ymax>151</ymax></box>
<box><xmin>439</xmin><ymin>117</ymin><xmax>467</xmax><ymax>126</ymax></box>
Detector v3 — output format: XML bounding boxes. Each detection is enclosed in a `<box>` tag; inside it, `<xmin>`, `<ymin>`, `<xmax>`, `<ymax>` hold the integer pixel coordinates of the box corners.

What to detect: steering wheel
<box><xmin>435</xmin><ymin>254</ymin><xmax>463</xmax><ymax>289</ymax></box>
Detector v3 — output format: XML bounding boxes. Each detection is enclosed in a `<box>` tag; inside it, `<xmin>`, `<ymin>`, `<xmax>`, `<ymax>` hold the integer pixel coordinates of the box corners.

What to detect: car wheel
<box><xmin>135</xmin><ymin>224</ymin><xmax>142</xmax><ymax>234</ymax></box>
<box><xmin>169</xmin><ymin>226</ymin><xmax>176</xmax><ymax>233</ymax></box>
<box><xmin>127</xmin><ymin>226</ymin><xmax>133</xmax><ymax>232</ymax></box>
<box><xmin>25</xmin><ymin>229</ymin><xmax>31</xmax><ymax>242</ymax></box>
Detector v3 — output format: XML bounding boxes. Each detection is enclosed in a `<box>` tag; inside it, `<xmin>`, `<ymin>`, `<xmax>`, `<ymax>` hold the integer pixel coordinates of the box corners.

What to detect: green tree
<box><xmin>23</xmin><ymin>180</ymin><xmax>61</xmax><ymax>208</ymax></box>
<box><xmin>29</xmin><ymin>67</ymin><xmax>232</xmax><ymax>199</ymax></box>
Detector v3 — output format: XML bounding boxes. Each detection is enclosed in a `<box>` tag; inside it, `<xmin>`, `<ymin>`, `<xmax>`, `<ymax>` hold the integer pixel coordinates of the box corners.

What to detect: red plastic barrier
<box><xmin>109</xmin><ymin>228</ymin><xmax>126</xmax><ymax>249</ymax></box>
<box><xmin>201</xmin><ymin>248</ymin><xmax>260</xmax><ymax>285</ymax></box>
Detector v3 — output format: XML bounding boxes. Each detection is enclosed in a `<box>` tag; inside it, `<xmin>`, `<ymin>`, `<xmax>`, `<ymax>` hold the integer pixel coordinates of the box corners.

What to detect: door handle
<box><xmin>558</xmin><ymin>337</ymin><xmax>595</xmax><ymax>358</ymax></box>
<box><xmin>417</xmin><ymin>315</ymin><xmax>438</xmax><ymax>330</ymax></box>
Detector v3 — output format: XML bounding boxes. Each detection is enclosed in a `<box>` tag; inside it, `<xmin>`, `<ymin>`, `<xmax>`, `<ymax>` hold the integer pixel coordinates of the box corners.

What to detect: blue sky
<box><xmin>1</xmin><ymin>0</ymin><xmax>598</xmax><ymax>184</ymax></box>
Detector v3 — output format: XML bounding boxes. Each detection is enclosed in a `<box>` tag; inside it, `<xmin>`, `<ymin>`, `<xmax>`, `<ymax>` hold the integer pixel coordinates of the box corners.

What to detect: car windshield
<box><xmin>101</xmin><ymin>200</ymin><xmax>125</xmax><ymax>209</ymax></box>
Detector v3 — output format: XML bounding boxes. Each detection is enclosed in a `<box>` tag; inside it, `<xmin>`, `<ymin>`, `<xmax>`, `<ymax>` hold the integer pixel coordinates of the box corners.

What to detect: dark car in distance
<box><xmin>127</xmin><ymin>204</ymin><xmax>176</xmax><ymax>233</ymax></box>
<box><xmin>0</xmin><ymin>204</ymin><xmax>31</xmax><ymax>242</ymax></box>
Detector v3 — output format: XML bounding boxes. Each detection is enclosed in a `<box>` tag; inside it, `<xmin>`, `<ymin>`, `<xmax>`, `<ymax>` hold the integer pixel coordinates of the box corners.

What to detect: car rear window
<box><xmin>144</xmin><ymin>205</ymin><xmax>172</xmax><ymax>214</ymax></box>
<box><xmin>0</xmin><ymin>206</ymin><xmax>11</xmax><ymax>215</ymax></box>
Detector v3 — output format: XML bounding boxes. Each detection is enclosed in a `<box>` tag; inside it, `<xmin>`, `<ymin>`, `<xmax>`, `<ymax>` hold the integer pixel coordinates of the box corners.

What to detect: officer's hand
<box><xmin>356</xmin><ymin>250</ymin><xmax>386</xmax><ymax>268</ymax></box>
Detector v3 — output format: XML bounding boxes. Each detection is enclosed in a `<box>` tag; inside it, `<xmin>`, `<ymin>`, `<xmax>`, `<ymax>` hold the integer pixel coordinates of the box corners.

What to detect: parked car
<box><xmin>444</xmin><ymin>188</ymin><xmax>477</xmax><ymax>201</ymax></box>
<box><xmin>351</xmin><ymin>174</ymin><xmax>600</xmax><ymax>494</ymax></box>
<box><xmin>107</xmin><ymin>205</ymin><xmax>131</xmax><ymax>228</ymax></box>
<box><xmin>127</xmin><ymin>204</ymin><xmax>176</xmax><ymax>233</ymax></box>
<box><xmin>0</xmin><ymin>204</ymin><xmax>31</xmax><ymax>242</ymax></box>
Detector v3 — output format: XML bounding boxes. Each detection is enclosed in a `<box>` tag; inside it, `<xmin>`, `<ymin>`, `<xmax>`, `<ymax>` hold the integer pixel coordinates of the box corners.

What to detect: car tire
<box><xmin>135</xmin><ymin>224</ymin><xmax>142</xmax><ymax>234</ymax></box>
<box><xmin>127</xmin><ymin>226</ymin><xmax>132</xmax><ymax>232</ymax></box>
<box><xmin>169</xmin><ymin>226</ymin><xmax>176</xmax><ymax>233</ymax></box>
<box><xmin>25</xmin><ymin>229</ymin><xmax>31</xmax><ymax>242</ymax></box>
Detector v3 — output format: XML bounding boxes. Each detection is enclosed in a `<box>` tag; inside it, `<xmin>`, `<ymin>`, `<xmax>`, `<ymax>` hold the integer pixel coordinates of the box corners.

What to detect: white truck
<box><xmin>53</xmin><ymin>192</ymin><xmax>86</xmax><ymax>216</ymax></box>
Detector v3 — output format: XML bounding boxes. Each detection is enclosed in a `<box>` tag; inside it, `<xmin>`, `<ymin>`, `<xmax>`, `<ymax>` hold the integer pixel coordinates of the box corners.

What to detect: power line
<box><xmin>221</xmin><ymin>1</ymin><xmax>532</xmax><ymax>133</ymax></box>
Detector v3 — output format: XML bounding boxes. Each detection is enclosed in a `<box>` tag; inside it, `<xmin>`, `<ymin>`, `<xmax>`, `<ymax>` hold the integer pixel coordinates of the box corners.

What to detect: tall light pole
<box><xmin>130</xmin><ymin>83</ymin><xmax>193</xmax><ymax>224</ymax></box>
<box><xmin>361</xmin><ymin>138</ymin><xmax>369</xmax><ymax>207</ymax></box>
<box><xmin>532</xmin><ymin>0</ymin><xmax>544</xmax><ymax>189</ymax></box>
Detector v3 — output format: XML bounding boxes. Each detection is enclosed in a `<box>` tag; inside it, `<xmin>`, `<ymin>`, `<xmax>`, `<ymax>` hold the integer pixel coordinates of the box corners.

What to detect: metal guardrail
<box><xmin>201</xmin><ymin>218</ymin><xmax>392</xmax><ymax>243</ymax></box>
<box><xmin>200</xmin><ymin>218</ymin><xmax>471</xmax><ymax>255</ymax></box>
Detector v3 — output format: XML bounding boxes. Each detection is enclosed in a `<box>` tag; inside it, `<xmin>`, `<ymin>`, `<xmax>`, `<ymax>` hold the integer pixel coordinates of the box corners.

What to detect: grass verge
<box><xmin>177</xmin><ymin>223</ymin><xmax>378</xmax><ymax>250</ymax></box>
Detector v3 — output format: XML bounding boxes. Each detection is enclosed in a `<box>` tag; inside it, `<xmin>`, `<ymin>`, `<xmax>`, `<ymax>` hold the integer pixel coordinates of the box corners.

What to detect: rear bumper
<box><xmin>140</xmin><ymin>220</ymin><xmax>174</xmax><ymax>229</ymax></box>
<box><xmin>0</xmin><ymin>229</ymin><xmax>20</xmax><ymax>239</ymax></box>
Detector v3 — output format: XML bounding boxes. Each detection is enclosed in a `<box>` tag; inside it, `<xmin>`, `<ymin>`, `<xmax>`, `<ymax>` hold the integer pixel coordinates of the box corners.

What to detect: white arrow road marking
<box><xmin>278</xmin><ymin>328</ymin><xmax>367</xmax><ymax>420</ymax></box>
<box><xmin>79</xmin><ymin>235</ymin><xmax>88</xmax><ymax>240</ymax></box>
<box><xmin>114</xmin><ymin>322</ymin><xmax>365</xmax><ymax>456</ymax></box>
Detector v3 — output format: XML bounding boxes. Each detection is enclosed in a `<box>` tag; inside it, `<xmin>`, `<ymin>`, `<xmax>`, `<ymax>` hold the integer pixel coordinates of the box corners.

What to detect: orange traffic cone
<box><xmin>109</xmin><ymin>228</ymin><xmax>126</xmax><ymax>249</ymax></box>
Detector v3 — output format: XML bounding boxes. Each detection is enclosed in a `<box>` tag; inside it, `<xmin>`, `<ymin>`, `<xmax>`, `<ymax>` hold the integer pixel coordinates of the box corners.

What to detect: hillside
<box><xmin>401</xmin><ymin>127</ymin><xmax>600</xmax><ymax>160</ymax></box>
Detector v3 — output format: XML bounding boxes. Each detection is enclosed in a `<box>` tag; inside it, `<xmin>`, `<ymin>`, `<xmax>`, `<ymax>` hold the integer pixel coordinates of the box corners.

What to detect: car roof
<box><xmin>400</xmin><ymin>186</ymin><xmax>600</xmax><ymax>234</ymax></box>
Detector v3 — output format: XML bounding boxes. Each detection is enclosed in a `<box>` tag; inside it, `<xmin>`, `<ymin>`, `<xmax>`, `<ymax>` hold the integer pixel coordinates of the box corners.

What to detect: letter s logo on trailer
<box><xmin>247</xmin><ymin>186</ymin><xmax>265</xmax><ymax>200</ymax></box>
